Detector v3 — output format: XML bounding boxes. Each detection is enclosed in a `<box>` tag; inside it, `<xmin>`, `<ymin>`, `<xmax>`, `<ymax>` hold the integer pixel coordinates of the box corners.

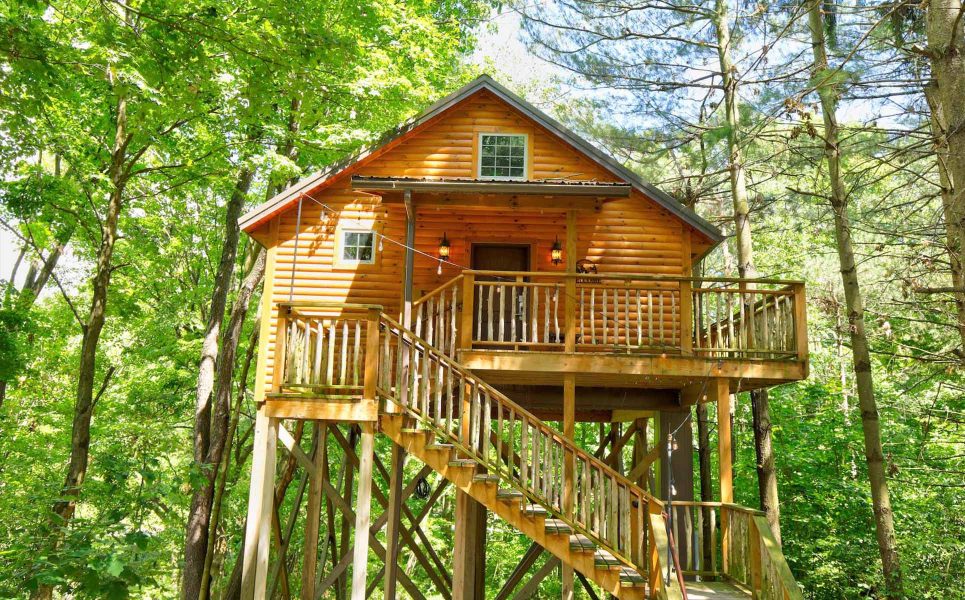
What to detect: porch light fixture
<box><xmin>551</xmin><ymin>237</ymin><xmax>563</xmax><ymax>265</ymax></box>
<box><xmin>438</xmin><ymin>233</ymin><xmax>451</xmax><ymax>260</ymax></box>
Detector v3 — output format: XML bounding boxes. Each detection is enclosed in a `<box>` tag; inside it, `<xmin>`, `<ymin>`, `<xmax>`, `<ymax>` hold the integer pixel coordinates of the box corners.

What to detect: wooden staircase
<box><xmin>382</xmin><ymin>414</ymin><xmax>649</xmax><ymax>599</ymax></box>
<box><xmin>274</xmin><ymin>305</ymin><xmax>803</xmax><ymax>600</ymax></box>
<box><xmin>375</xmin><ymin>313</ymin><xmax>684</xmax><ymax>600</ymax></box>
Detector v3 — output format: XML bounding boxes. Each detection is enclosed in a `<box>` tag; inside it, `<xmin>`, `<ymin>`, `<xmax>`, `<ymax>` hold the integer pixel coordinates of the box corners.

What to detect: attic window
<box><xmin>479</xmin><ymin>134</ymin><xmax>526</xmax><ymax>180</ymax></box>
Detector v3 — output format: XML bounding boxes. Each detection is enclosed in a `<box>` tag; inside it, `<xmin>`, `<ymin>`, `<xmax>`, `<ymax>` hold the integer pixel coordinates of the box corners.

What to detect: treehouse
<box><xmin>237</xmin><ymin>76</ymin><xmax>808</xmax><ymax>600</ymax></box>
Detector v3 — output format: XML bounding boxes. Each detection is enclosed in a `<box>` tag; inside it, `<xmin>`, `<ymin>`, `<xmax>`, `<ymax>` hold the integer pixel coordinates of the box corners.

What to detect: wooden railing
<box><xmin>659</xmin><ymin>501</ymin><xmax>802</xmax><ymax>600</ymax></box>
<box><xmin>270</xmin><ymin>302</ymin><xmax>802</xmax><ymax>598</ymax></box>
<box><xmin>413</xmin><ymin>271</ymin><xmax>807</xmax><ymax>362</ymax></box>
<box><xmin>275</xmin><ymin>303</ymin><xmax>380</xmax><ymax>399</ymax></box>
<box><xmin>376</xmin><ymin>311</ymin><xmax>679</xmax><ymax>578</ymax></box>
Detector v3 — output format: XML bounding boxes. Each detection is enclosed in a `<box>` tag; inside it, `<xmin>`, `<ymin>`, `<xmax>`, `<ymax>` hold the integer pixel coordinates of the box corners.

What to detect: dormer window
<box><xmin>479</xmin><ymin>134</ymin><xmax>526</xmax><ymax>180</ymax></box>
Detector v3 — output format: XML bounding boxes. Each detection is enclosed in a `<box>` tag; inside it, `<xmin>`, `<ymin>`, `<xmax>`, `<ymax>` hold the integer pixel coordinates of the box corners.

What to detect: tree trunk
<box><xmin>807</xmin><ymin>3</ymin><xmax>904</xmax><ymax>596</ymax></box>
<box><xmin>713</xmin><ymin>0</ymin><xmax>781</xmax><ymax>536</ymax></box>
<box><xmin>183</xmin><ymin>243</ymin><xmax>264</xmax><ymax>600</ymax></box>
<box><xmin>33</xmin><ymin>94</ymin><xmax>131</xmax><ymax>600</ymax></box>
<box><xmin>925</xmin><ymin>1</ymin><xmax>965</xmax><ymax>355</ymax></box>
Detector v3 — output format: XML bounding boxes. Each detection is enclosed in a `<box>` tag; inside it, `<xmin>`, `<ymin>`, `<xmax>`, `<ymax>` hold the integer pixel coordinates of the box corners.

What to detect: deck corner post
<box><xmin>792</xmin><ymin>282</ymin><xmax>808</xmax><ymax>362</ymax></box>
<box><xmin>460</xmin><ymin>273</ymin><xmax>475</xmax><ymax>351</ymax></box>
<box><xmin>679</xmin><ymin>279</ymin><xmax>693</xmax><ymax>355</ymax></box>
<box><xmin>350</xmin><ymin>422</ymin><xmax>376</xmax><ymax>600</ymax></box>
<box><xmin>241</xmin><ymin>409</ymin><xmax>279</xmax><ymax>600</ymax></box>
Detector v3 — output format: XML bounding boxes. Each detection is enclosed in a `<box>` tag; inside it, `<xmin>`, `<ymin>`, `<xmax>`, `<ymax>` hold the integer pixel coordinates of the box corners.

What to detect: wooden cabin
<box><xmin>237</xmin><ymin>76</ymin><xmax>808</xmax><ymax>600</ymax></box>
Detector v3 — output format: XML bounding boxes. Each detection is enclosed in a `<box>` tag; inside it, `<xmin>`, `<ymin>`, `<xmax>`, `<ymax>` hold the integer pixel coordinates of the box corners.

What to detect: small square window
<box><xmin>479</xmin><ymin>134</ymin><xmax>526</xmax><ymax>179</ymax></box>
<box><xmin>340</xmin><ymin>230</ymin><xmax>376</xmax><ymax>265</ymax></box>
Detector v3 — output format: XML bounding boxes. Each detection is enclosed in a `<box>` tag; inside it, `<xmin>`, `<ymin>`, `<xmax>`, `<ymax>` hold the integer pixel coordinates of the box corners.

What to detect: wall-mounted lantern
<box><xmin>438</xmin><ymin>233</ymin><xmax>451</xmax><ymax>260</ymax></box>
<box><xmin>551</xmin><ymin>237</ymin><xmax>563</xmax><ymax>265</ymax></box>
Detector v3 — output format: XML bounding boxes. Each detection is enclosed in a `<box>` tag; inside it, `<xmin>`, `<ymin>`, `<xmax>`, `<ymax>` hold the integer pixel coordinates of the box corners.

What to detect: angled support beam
<box><xmin>512</xmin><ymin>556</ymin><xmax>561</xmax><ymax>600</ymax></box>
<box><xmin>496</xmin><ymin>542</ymin><xmax>544</xmax><ymax>600</ymax></box>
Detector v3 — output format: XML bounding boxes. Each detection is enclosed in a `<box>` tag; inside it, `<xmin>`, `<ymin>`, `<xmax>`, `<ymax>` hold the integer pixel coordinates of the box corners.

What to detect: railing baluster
<box><xmin>636</xmin><ymin>289</ymin><xmax>643</xmax><ymax>347</ymax></box>
<box><xmin>487</xmin><ymin>285</ymin><xmax>495</xmax><ymax>342</ymax></box>
<box><xmin>499</xmin><ymin>285</ymin><xmax>506</xmax><ymax>342</ymax></box>
<box><xmin>530</xmin><ymin>286</ymin><xmax>539</xmax><ymax>344</ymax></box>
<box><xmin>647</xmin><ymin>290</ymin><xmax>654</xmax><ymax>345</ymax></box>
<box><xmin>543</xmin><ymin>287</ymin><xmax>550</xmax><ymax>344</ymax></box>
<box><xmin>602</xmin><ymin>287</ymin><xmax>608</xmax><ymax>346</ymax></box>
<box><xmin>590</xmin><ymin>287</ymin><xmax>597</xmax><ymax>345</ymax></box>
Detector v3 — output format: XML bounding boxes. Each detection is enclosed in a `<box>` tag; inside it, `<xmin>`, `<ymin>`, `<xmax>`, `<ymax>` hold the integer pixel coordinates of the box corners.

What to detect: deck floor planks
<box><xmin>685</xmin><ymin>582</ymin><xmax>751</xmax><ymax>600</ymax></box>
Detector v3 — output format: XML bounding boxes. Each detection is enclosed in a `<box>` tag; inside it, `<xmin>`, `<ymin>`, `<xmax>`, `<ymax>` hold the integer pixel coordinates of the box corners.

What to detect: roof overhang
<box><xmin>351</xmin><ymin>176</ymin><xmax>632</xmax><ymax>198</ymax></box>
<box><xmin>239</xmin><ymin>75</ymin><xmax>723</xmax><ymax>248</ymax></box>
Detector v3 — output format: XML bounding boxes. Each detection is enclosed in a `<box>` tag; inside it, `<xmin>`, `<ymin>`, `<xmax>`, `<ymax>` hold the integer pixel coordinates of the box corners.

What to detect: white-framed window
<box><xmin>338</xmin><ymin>229</ymin><xmax>376</xmax><ymax>265</ymax></box>
<box><xmin>478</xmin><ymin>133</ymin><xmax>527</xmax><ymax>180</ymax></box>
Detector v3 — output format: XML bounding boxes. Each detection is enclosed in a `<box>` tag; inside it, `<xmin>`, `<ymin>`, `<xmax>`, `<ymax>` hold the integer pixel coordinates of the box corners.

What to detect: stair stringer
<box><xmin>382</xmin><ymin>414</ymin><xmax>647</xmax><ymax>600</ymax></box>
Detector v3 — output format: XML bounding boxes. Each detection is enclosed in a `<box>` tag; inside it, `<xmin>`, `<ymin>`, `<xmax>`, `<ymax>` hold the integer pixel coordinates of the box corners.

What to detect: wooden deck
<box><xmin>686</xmin><ymin>582</ymin><xmax>752</xmax><ymax>599</ymax></box>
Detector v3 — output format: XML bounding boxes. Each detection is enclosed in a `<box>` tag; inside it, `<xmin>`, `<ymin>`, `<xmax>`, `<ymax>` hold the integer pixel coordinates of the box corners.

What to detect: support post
<box><xmin>713</xmin><ymin>378</ymin><xmax>733</xmax><ymax>574</ymax></box>
<box><xmin>351</xmin><ymin>423</ymin><xmax>376</xmax><ymax>600</ymax></box>
<box><xmin>383</xmin><ymin>443</ymin><xmax>406</xmax><ymax>600</ymax></box>
<box><xmin>241</xmin><ymin>410</ymin><xmax>278</xmax><ymax>600</ymax></box>
<box><xmin>452</xmin><ymin>489</ymin><xmax>486</xmax><ymax>600</ymax></box>
<box><xmin>403</xmin><ymin>189</ymin><xmax>415</xmax><ymax>327</ymax></box>
<box><xmin>564</xmin><ymin>210</ymin><xmax>577</xmax><ymax>352</ymax></box>
<box><xmin>561</xmin><ymin>373</ymin><xmax>576</xmax><ymax>600</ymax></box>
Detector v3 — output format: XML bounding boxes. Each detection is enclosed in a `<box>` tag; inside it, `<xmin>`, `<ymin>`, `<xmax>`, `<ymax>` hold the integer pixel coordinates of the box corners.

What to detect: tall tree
<box><xmin>924</xmin><ymin>1</ymin><xmax>965</xmax><ymax>355</ymax></box>
<box><xmin>806</xmin><ymin>2</ymin><xmax>904</xmax><ymax>595</ymax></box>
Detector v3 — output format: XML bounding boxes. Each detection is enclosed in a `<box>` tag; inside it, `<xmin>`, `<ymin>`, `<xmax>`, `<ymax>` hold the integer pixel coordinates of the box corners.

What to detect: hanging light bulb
<box><xmin>437</xmin><ymin>260</ymin><xmax>443</xmax><ymax>275</ymax></box>
<box><xmin>378</xmin><ymin>234</ymin><xmax>383</xmax><ymax>252</ymax></box>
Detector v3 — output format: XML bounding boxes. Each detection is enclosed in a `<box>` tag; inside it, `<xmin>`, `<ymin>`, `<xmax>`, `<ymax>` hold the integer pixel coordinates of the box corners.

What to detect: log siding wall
<box><xmin>255</xmin><ymin>90</ymin><xmax>704</xmax><ymax>394</ymax></box>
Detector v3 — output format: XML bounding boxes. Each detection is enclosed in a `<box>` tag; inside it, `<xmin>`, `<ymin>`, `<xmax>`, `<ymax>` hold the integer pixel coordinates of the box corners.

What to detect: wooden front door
<box><xmin>472</xmin><ymin>244</ymin><xmax>530</xmax><ymax>343</ymax></box>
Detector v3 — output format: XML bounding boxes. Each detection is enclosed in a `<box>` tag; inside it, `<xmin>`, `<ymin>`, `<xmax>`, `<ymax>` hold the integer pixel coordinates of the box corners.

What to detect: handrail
<box><xmin>376</xmin><ymin>311</ymin><xmax>663</xmax><ymax>571</ymax></box>
<box><xmin>413</xmin><ymin>274</ymin><xmax>464</xmax><ymax>307</ymax></box>
<box><xmin>465</xmin><ymin>269</ymin><xmax>806</xmax><ymax>286</ymax></box>
<box><xmin>379</xmin><ymin>312</ymin><xmax>661</xmax><ymax>507</ymax></box>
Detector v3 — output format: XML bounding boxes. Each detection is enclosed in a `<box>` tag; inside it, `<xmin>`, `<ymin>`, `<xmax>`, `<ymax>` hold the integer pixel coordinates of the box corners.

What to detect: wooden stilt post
<box><xmin>452</xmin><ymin>489</ymin><xmax>471</xmax><ymax>600</ymax></box>
<box><xmin>452</xmin><ymin>487</ymin><xmax>486</xmax><ymax>600</ymax></box>
<box><xmin>383</xmin><ymin>443</ymin><xmax>406</xmax><ymax>600</ymax></box>
<box><xmin>351</xmin><ymin>422</ymin><xmax>376</xmax><ymax>600</ymax></box>
<box><xmin>561</xmin><ymin>373</ymin><xmax>576</xmax><ymax>600</ymax></box>
<box><xmin>241</xmin><ymin>410</ymin><xmax>278</xmax><ymax>600</ymax></box>
<box><xmin>714</xmin><ymin>378</ymin><xmax>733</xmax><ymax>574</ymax></box>
<box><xmin>301</xmin><ymin>423</ymin><xmax>325</xmax><ymax>600</ymax></box>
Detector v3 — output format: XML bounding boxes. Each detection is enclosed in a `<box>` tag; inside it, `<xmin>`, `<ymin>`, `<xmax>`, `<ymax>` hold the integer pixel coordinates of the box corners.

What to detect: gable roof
<box><xmin>239</xmin><ymin>75</ymin><xmax>722</xmax><ymax>245</ymax></box>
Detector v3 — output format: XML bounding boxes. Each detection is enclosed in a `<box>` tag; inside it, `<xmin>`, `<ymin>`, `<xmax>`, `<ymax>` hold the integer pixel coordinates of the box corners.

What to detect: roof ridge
<box><xmin>239</xmin><ymin>74</ymin><xmax>722</xmax><ymax>246</ymax></box>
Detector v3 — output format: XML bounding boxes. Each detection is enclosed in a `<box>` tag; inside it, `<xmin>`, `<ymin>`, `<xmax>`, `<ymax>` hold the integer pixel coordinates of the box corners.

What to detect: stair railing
<box><xmin>377</xmin><ymin>312</ymin><xmax>665</xmax><ymax>574</ymax></box>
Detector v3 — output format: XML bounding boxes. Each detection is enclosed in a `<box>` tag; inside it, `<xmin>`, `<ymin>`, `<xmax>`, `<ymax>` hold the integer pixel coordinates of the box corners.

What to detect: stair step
<box><xmin>425</xmin><ymin>443</ymin><xmax>453</xmax><ymax>451</ymax></box>
<box><xmin>472</xmin><ymin>473</ymin><xmax>501</xmax><ymax>484</ymax></box>
<box><xmin>594</xmin><ymin>549</ymin><xmax>622</xmax><ymax>570</ymax></box>
<box><xmin>618</xmin><ymin>567</ymin><xmax>646</xmax><ymax>587</ymax></box>
<box><xmin>544</xmin><ymin>519</ymin><xmax>572</xmax><ymax>535</ymax></box>
<box><xmin>400</xmin><ymin>427</ymin><xmax>430</xmax><ymax>435</ymax></box>
<box><xmin>521</xmin><ymin>504</ymin><xmax>549</xmax><ymax>518</ymax></box>
<box><xmin>569</xmin><ymin>534</ymin><xmax>596</xmax><ymax>552</ymax></box>
<box><xmin>447</xmin><ymin>459</ymin><xmax>477</xmax><ymax>468</ymax></box>
<box><xmin>496</xmin><ymin>489</ymin><xmax>524</xmax><ymax>502</ymax></box>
